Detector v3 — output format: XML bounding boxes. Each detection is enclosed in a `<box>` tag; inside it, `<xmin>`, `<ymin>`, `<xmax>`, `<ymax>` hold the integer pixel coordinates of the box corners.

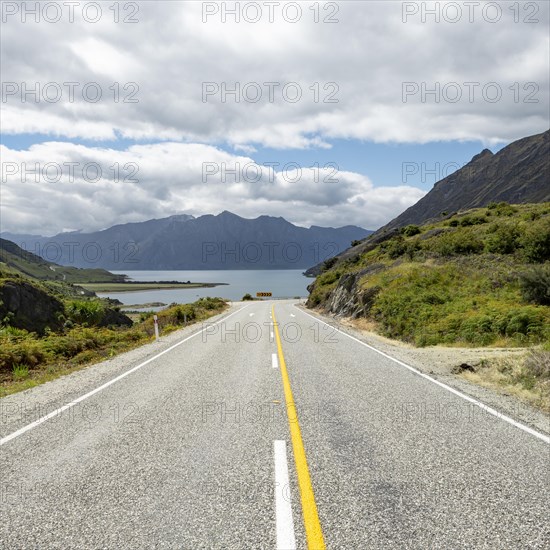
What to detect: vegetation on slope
<box><xmin>308</xmin><ymin>202</ymin><xmax>550</xmax><ymax>348</ymax></box>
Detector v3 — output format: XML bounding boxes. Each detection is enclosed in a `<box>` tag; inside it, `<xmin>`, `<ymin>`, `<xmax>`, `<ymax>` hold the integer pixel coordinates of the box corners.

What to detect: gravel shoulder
<box><xmin>301</xmin><ymin>305</ymin><xmax>550</xmax><ymax>438</ymax></box>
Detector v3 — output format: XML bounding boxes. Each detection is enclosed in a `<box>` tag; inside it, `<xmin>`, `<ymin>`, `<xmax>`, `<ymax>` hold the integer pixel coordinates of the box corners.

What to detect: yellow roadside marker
<box><xmin>272</xmin><ymin>306</ymin><xmax>326</xmax><ymax>550</ymax></box>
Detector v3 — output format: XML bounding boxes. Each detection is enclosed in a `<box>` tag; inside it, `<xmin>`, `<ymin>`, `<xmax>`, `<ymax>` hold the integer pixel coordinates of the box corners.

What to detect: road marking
<box><xmin>290</xmin><ymin>314</ymin><xmax>295</xmax><ymax>318</ymax></box>
<box><xmin>272</xmin><ymin>353</ymin><xmax>279</xmax><ymax>369</ymax></box>
<box><xmin>274</xmin><ymin>440</ymin><xmax>297</xmax><ymax>550</ymax></box>
<box><xmin>0</xmin><ymin>305</ymin><xmax>249</xmax><ymax>447</ymax></box>
<box><xmin>272</xmin><ymin>306</ymin><xmax>326</xmax><ymax>550</ymax></box>
<box><xmin>249</xmin><ymin>313</ymin><xmax>255</xmax><ymax>317</ymax></box>
<box><xmin>295</xmin><ymin>306</ymin><xmax>550</xmax><ymax>445</ymax></box>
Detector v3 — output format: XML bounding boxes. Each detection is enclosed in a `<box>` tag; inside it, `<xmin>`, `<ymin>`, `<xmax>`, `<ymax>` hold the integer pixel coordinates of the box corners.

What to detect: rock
<box><xmin>451</xmin><ymin>363</ymin><xmax>476</xmax><ymax>374</ymax></box>
<box><xmin>321</xmin><ymin>264</ymin><xmax>385</xmax><ymax>318</ymax></box>
<box><xmin>0</xmin><ymin>279</ymin><xmax>64</xmax><ymax>334</ymax></box>
<box><xmin>98</xmin><ymin>308</ymin><xmax>133</xmax><ymax>328</ymax></box>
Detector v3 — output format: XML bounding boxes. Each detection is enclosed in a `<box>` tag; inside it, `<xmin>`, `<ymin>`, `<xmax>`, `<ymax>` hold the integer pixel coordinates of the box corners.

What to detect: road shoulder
<box><xmin>298</xmin><ymin>305</ymin><xmax>550</xmax><ymax>438</ymax></box>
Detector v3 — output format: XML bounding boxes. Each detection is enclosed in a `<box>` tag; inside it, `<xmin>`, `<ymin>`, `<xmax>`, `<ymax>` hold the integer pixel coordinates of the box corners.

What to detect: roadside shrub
<box><xmin>317</xmin><ymin>270</ymin><xmax>342</xmax><ymax>286</ymax></box>
<box><xmin>175</xmin><ymin>304</ymin><xmax>196</xmax><ymax>322</ymax></box>
<box><xmin>501</xmin><ymin>308</ymin><xmax>546</xmax><ymax>340</ymax></box>
<box><xmin>66</xmin><ymin>300</ymin><xmax>104</xmax><ymax>325</ymax></box>
<box><xmin>139</xmin><ymin>311</ymin><xmax>154</xmax><ymax>322</ymax></box>
<box><xmin>460</xmin><ymin>315</ymin><xmax>496</xmax><ymax>345</ymax></box>
<box><xmin>519</xmin><ymin>265</ymin><xmax>550</xmax><ymax>305</ymax></box>
<box><xmin>242</xmin><ymin>293</ymin><xmax>254</xmax><ymax>301</ymax></box>
<box><xmin>196</xmin><ymin>297</ymin><xmax>226</xmax><ymax>310</ymax></box>
<box><xmin>0</xmin><ymin>338</ymin><xmax>52</xmax><ymax>373</ymax></box>
<box><xmin>12</xmin><ymin>363</ymin><xmax>30</xmax><ymax>380</ymax></box>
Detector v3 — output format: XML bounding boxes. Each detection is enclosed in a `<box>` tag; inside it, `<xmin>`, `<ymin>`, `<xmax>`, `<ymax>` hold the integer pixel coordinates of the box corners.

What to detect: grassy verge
<box><xmin>0</xmin><ymin>297</ymin><xmax>228</xmax><ymax>397</ymax></box>
<box><xmin>461</xmin><ymin>349</ymin><xmax>550</xmax><ymax>413</ymax></box>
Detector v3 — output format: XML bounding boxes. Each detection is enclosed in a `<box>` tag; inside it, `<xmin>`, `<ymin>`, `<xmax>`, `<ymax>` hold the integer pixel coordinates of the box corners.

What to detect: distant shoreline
<box><xmin>81</xmin><ymin>281</ymin><xmax>228</xmax><ymax>293</ymax></box>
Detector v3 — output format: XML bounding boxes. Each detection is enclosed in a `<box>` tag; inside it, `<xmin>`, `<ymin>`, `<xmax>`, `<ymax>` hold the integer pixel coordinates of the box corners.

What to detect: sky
<box><xmin>1</xmin><ymin>0</ymin><xmax>548</xmax><ymax>236</ymax></box>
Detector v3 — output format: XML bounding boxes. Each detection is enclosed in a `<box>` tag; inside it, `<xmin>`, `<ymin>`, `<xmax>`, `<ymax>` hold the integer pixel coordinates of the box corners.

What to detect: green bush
<box><xmin>196</xmin><ymin>297</ymin><xmax>226</xmax><ymax>310</ymax></box>
<box><xmin>485</xmin><ymin>223</ymin><xmax>520</xmax><ymax>254</ymax></box>
<box><xmin>175</xmin><ymin>304</ymin><xmax>196</xmax><ymax>322</ymax></box>
<box><xmin>459</xmin><ymin>215</ymin><xmax>487</xmax><ymax>226</ymax></box>
<box><xmin>519</xmin><ymin>265</ymin><xmax>550</xmax><ymax>305</ymax></box>
<box><xmin>322</xmin><ymin>257</ymin><xmax>338</xmax><ymax>272</ymax></box>
<box><xmin>382</xmin><ymin>237</ymin><xmax>406</xmax><ymax>259</ymax></box>
<box><xmin>242</xmin><ymin>293</ymin><xmax>254</xmax><ymax>301</ymax></box>
<box><xmin>66</xmin><ymin>300</ymin><xmax>104</xmax><ymax>325</ymax></box>
<box><xmin>521</xmin><ymin>220</ymin><xmax>550</xmax><ymax>263</ymax></box>
<box><xmin>0</xmin><ymin>338</ymin><xmax>52</xmax><ymax>373</ymax></box>
<box><xmin>430</xmin><ymin>230</ymin><xmax>484</xmax><ymax>256</ymax></box>
<box><xmin>488</xmin><ymin>201</ymin><xmax>518</xmax><ymax>216</ymax></box>
<box><xmin>402</xmin><ymin>225</ymin><xmax>421</xmax><ymax>237</ymax></box>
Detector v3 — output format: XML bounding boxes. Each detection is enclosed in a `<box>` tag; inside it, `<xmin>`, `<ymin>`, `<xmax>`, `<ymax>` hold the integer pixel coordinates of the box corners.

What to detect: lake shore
<box><xmin>81</xmin><ymin>281</ymin><xmax>228</xmax><ymax>293</ymax></box>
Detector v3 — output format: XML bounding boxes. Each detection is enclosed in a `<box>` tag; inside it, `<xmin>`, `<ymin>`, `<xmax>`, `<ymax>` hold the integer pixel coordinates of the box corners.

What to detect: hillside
<box><xmin>307</xmin><ymin>202</ymin><xmax>550</xmax><ymax>347</ymax></box>
<box><xmin>4</xmin><ymin>212</ymin><xmax>372</xmax><ymax>270</ymax></box>
<box><xmin>380</xmin><ymin>129</ymin><xmax>549</xmax><ymax>233</ymax></box>
<box><xmin>0</xmin><ymin>238</ymin><xmax>125</xmax><ymax>283</ymax></box>
<box><xmin>305</xmin><ymin>129</ymin><xmax>550</xmax><ymax>276</ymax></box>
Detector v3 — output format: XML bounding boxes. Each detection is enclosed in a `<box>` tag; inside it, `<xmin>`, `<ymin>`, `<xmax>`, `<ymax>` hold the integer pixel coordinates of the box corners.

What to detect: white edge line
<box><xmin>295</xmin><ymin>305</ymin><xmax>550</xmax><ymax>445</ymax></box>
<box><xmin>274</xmin><ymin>440</ymin><xmax>297</xmax><ymax>550</ymax></box>
<box><xmin>272</xmin><ymin>353</ymin><xmax>279</xmax><ymax>369</ymax></box>
<box><xmin>0</xmin><ymin>305</ymin><xmax>249</xmax><ymax>447</ymax></box>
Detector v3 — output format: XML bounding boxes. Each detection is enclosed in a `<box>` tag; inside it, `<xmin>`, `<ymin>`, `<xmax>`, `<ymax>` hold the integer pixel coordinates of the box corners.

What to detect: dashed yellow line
<box><xmin>272</xmin><ymin>305</ymin><xmax>326</xmax><ymax>550</ymax></box>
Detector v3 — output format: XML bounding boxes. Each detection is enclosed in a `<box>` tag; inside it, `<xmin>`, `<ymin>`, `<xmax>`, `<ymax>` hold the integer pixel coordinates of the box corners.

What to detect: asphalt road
<box><xmin>1</xmin><ymin>300</ymin><xmax>549</xmax><ymax>549</ymax></box>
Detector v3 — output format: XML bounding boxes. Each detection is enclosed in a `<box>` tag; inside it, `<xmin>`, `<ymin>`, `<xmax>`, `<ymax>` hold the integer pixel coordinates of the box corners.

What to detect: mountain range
<box><xmin>2</xmin><ymin>212</ymin><xmax>372</xmax><ymax>271</ymax></box>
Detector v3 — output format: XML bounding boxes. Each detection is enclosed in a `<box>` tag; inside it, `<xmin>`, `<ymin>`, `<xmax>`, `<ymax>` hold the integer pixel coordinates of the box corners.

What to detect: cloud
<box><xmin>0</xmin><ymin>142</ymin><xmax>426</xmax><ymax>234</ymax></box>
<box><xmin>0</xmin><ymin>1</ymin><xmax>548</xmax><ymax>148</ymax></box>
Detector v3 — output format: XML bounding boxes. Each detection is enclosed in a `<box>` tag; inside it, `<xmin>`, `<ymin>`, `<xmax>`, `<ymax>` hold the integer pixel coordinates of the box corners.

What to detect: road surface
<box><xmin>1</xmin><ymin>300</ymin><xmax>549</xmax><ymax>549</ymax></box>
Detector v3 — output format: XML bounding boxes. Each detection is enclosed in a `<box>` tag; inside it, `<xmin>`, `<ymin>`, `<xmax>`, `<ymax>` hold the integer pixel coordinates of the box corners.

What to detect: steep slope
<box><xmin>379</xmin><ymin>129</ymin><xmax>549</xmax><ymax>233</ymax></box>
<box><xmin>305</xmin><ymin>129</ymin><xmax>550</xmax><ymax>276</ymax></box>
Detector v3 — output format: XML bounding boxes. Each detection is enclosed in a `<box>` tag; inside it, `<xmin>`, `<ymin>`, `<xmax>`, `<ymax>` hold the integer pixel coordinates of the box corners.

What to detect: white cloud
<box><xmin>0</xmin><ymin>1</ymin><xmax>548</xmax><ymax>147</ymax></box>
<box><xmin>0</xmin><ymin>142</ymin><xmax>426</xmax><ymax>234</ymax></box>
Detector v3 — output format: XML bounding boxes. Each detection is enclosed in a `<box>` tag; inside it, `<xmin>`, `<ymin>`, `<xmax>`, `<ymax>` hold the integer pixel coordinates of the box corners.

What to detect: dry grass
<box><xmin>462</xmin><ymin>350</ymin><xmax>550</xmax><ymax>413</ymax></box>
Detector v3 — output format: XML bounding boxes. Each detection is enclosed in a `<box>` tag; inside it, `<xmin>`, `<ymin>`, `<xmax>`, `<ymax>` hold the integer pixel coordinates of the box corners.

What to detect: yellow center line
<box><xmin>272</xmin><ymin>305</ymin><xmax>326</xmax><ymax>550</ymax></box>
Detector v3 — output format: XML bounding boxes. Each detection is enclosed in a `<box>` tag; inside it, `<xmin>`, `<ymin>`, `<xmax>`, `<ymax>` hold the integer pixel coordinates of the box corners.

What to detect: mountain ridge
<box><xmin>3</xmin><ymin>212</ymin><xmax>372</xmax><ymax>271</ymax></box>
<box><xmin>304</xmin><ymin>129</ymin><xmax>550</xmax><ymax>276</ymax></box>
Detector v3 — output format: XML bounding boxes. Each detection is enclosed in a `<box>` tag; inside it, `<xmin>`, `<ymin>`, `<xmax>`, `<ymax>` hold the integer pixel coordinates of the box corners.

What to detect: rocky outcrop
<box><xmin>308</xmin><ymin>264</ymin><xmax>384</xmax><ymax>317</ymax></box>
<box><xmin>0</xmin><ymin>279</ymin><xmax>64</xmax><ymax>333</ymax></box>
<box><xmin>99</xmin><ymin>308</ymin><xmax>133</xmax><ymax>328</ymax></box>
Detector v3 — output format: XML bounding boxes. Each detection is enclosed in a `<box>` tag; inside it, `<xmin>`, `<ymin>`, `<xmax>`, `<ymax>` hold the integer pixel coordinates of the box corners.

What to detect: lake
<box><xmin>99</xmin><ymin>270</ymin><xmax>313</xmax><ymax>306</ymax></box>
